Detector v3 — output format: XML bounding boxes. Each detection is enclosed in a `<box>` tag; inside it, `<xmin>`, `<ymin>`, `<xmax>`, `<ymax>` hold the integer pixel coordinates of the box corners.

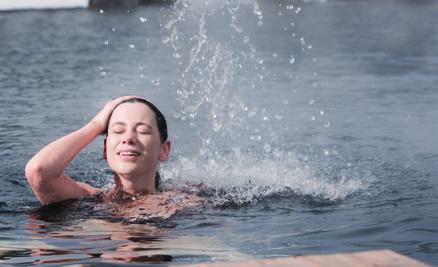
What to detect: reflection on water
<box><xmin>24</xmin><ymin>217</ymin><xmax>172</xmax><ymax>264</ymax></box>
<box><xmin>0</xmin><ymin>206</ymin><xmax>248</xmax><ymax>265</ymax></box>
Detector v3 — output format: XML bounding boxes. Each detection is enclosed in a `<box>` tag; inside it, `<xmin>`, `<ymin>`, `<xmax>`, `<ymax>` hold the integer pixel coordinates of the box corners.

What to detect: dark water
<box><xmin>1</xmin><ymin>0</ymin><xmax>438</xmax><ymax>265</ymax></box>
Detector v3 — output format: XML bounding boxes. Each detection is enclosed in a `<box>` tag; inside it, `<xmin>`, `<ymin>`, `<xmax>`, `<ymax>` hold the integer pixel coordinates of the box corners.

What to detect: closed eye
<box><xmin>138</xmin><ymin>130</ymin><xmax>151</xmax><ymax>135</ymax></box>
<box><xmin>111</xmin><ymin>126</ymin><xmax>125</xmax><ymax>134</ymax></box>
<box><xmin>137</xmin><ymin>125</ymin><xmax>152</xmax><ymax>134</ymax></box>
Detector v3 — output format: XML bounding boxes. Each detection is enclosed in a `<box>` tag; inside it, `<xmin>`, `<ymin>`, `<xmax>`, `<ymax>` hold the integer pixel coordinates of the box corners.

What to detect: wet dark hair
<box><xmin>106</xmin><ymin>97</ymin><xmax>168</xmax><ymax>191</ymax></box>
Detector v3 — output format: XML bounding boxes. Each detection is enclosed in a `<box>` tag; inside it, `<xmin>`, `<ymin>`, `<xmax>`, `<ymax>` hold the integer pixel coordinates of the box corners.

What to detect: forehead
<box><xmin>109</xmin><ymin>102</ymin><xmax>156</xmax><ymax>125</ymax></box>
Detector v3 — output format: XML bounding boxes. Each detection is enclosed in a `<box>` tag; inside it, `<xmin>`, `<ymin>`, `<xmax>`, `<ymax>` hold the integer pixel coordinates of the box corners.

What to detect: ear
<box><xmin>103</xmin><ymin>137</ymin><xmax>107</xmax><ymax>160</ymax></box>
<box><xmin>159</xmin><ymin>140</ymin><xmax>171</xmax><ymax>161</ymax></box>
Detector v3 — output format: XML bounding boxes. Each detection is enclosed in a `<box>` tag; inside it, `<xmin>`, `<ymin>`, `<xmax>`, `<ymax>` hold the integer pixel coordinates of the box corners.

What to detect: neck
<box><xmin>114</xmin><ymin>173</ymin><xmax>156</xmax><ymax>195</ymax></box>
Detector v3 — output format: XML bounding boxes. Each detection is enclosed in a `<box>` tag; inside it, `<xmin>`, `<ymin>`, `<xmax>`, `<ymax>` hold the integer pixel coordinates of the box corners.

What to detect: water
<box><xmin>1</xmin><ymin>0</ymin><xmax>438</xmax><ymax>265</ymax></box>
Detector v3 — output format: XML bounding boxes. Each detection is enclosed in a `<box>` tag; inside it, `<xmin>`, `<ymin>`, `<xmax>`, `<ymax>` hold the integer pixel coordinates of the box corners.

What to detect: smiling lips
<box><xmin>117</xmin><ymin>150</ymin><xmax>141</xmax><ymax>161</ymax></box>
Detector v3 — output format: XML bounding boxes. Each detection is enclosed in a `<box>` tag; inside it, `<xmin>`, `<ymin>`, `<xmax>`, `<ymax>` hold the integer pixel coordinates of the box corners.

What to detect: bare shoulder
<box><xmin>76</xmin><ymin>182</ymin><xmax>103</xmax><ymax>196</ymax></box>
<box><xmin>76</xmin><ymin>181</ymin><xmax>103</xmax><ymax>196</ymax></box>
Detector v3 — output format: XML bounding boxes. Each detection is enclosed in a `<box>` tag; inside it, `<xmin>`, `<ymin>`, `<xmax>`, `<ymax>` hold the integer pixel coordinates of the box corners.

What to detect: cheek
<box><xmin>106</xmin><ymin>138</ymin><xmax>119</xmax><ymax>156</ymax></box>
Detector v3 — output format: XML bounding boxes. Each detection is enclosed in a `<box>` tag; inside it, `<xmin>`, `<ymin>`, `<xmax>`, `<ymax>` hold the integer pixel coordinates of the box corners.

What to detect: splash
<box><xmin>162</xmin><ymin>148</ymin><xmax>371</xmax><ymax>205</ymax></box>
<box><xmin>161</xmin><ymin>0</ymin><xmax>372</xmax><ymax>205</ymax></box>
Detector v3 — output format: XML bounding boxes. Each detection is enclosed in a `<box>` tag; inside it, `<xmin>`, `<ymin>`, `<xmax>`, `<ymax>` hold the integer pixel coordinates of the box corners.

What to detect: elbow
<box><xmin>25</xmin><ymin>161</ymin><xmax>44</xmax><ymax>189</ymax></box>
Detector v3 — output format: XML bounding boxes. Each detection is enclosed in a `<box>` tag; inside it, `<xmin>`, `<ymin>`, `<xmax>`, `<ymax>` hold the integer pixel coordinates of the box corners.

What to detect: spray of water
<box><xmin>161</xmin><ymin>0</ymin><xmax>372</xmax><ymax>205</ymax></box>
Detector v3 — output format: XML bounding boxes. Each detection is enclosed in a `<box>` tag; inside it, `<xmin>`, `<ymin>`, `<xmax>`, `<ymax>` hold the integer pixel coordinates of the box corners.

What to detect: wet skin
<box><xmin>25</xmin><ymin>96</ymin><xmax>202</xmax><ymax>218</ymax></box>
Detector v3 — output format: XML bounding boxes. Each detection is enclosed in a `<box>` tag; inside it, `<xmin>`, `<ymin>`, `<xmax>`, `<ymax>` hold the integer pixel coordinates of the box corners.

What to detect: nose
<box><xmin>121</xmin><ymin>129</ymin><xmax>137</xmax><ymax>145</ymax></box>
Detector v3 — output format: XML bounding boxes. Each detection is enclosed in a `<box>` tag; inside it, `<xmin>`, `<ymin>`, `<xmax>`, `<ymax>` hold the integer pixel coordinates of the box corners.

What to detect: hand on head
<box><xmin>91</xmin><ymin>96</ymin><xmax>145</xmax><ymax>134</ymax></box>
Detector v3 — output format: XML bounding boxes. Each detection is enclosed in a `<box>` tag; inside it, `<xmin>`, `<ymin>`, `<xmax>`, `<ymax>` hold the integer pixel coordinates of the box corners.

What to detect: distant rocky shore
<box><xmin>89</xmin><ymin>0</ymin><xmax>174</xmax><ymax>9</ymax></box>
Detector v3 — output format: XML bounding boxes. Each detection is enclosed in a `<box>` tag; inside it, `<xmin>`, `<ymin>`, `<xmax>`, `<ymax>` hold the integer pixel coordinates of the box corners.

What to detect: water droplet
<box><xmin>138</xmin><ymin>65</ymin><xmax>144</xmax><ymax>70</ymax></box>
<box><xmin>312</xmin><ymin>57</ymin><xmax>318</xmax><ymax>62</ymax></box>
<box><xmin>324</xmin><ymin>122</ymin><xmax>330</xmax><ymax>128</ymax></box>
<box><xmin>139</xmin><ymin>17</ymin><xmax>147</xmax><ymax>23</ymax></box>
<box><xmin>146</xmin><ymin>38</ymin><xmax>150</xmax><ymax>42</ymax></box>
<box><xmin>151</xmin><ymin>79</ymin><xmax>160</xmax><ymax>86</ymax></box>
<box><xmin>324</xmin><ymin>150</ymin><xmax>330</xmax><ymax>156</ymax></box>
<box><xmin>227</xmin><ymin>0</ymin><xmax>240</xmax><ymax>13</ymax></box>
<box><xmin>295</xmin><ymin>7</ymin><xmax>301</xmax><ymax>14</ymax></box>
<box><xmin>291</xmin><ymin>33</ymin><xmax>296</xmax><ymax>38</ymax></box>
<box><xmin>283</xmin><ymin>100</ymin><xmax>289</xmax><ymax>105</ymax></box>
<box><xmin>320</xmin><ymin>110</ymin><xmax>324</xmax><ymax>115</ymax></box>
<box><xmin>300</xmin><ymin>37</ymin><xmax>306</xmax><ymax>45</ymax></box>
<box><xmin>253</xmin><ymin>4</ymin><xmax>261</xmax><ymax>14</ymax></box>
<box><xmin>278</xmin><ymin>11</ymin><xmax>282</xmax><ymax>16</ymax></box>
<box><xmin>129</xmin><ymin>44</ymin><xmax>135</xmax><ymax>49</ymax></box>
<box><xmin>307</xmin><ymin>44</ymin><xmax>312</xmax><ymax>50</ymax></box>
<box><xmin>104</xmin><ymin>40</ymin><xmax>109</xmax><ymax>45</ymax></box>
<box><xmin>272</xmin><ymin>53</ymin><xmax>278</xmax><ymax>58</ymax></box>
<box><xmin>99</xmin><ymin>9</ymin><xmax>104</xmax><ymax>14</ymax></box>
<box><xmin>311</xmin><ymin>116</ymin><xmax>315</xmax><ymax>121</ymax></box>
<box><xmin>263</xmin><ymin>116</ymin><xmax>269</xmax><ymax>121</ymax></box>
<box><xmin>257</xmin><ymin>21</ymin><xmax>263</xmax><ymax>26</ymax></box>
<box><xmin>162</xmin><ymin>36</ymin><xmax>170</xmax><ymax>44</ymax></box>
<box><xmin>290</xmin><ymin>22</ymin><xmax>295</xmax><ymax>27</ymax></box>
<box><xmin>286</xmin><ymin>5</ymin><xmax>294</xmax><ymax>10</ymax></box>
<box><xmin>264</xmin><ymin>144</ymin><xmax>271</xmax><ymax>153</ymax></box>
<box><xmin>309</xmin><ymin>100</ymin><xmax>315</xmax><ymax>105</ymax></box>
<box><xmin>289</xmin><ymin>56</ymin><xmax>295</xmax><ymax>64</ymax></box>
<box><xmin>100</xmin><ymin>71</ymin><xmax>107</xmax><ymax>76</ymax></box>
<box><xmin>111</xmin><ymin>27</ymin><xmax>116</xmax><ymax>32</ymax></box>
<box><xmin>243</xmin><ymin>36</ymin><xmax>250</xmax><ymax>43</ymax></box>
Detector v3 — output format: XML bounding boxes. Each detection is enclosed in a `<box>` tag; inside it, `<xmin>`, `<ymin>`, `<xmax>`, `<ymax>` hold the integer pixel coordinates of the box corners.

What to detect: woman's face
<box><xmin>105</xmin><ymin>102</ymin><xmax>169</xmax><ymax>179</ymax></box>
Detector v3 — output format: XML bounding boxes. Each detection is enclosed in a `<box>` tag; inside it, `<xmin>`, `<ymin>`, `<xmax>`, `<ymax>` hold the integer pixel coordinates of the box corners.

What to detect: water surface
<box><xmin>0</xmin><ymin>0</ymin><xmax>437</xmax><ymax>265</ymax></box>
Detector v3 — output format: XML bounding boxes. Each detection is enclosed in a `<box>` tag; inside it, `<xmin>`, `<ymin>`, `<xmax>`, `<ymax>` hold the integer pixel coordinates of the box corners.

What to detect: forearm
<box><xmin>26</xmin><ymin>122</ymin><xmax>102</xmax><ymax>180</ymax></box>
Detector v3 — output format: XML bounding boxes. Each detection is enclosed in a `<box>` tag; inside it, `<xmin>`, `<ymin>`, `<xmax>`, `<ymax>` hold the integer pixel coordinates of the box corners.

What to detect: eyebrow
<box><xmin>110</xmin><ymin>121</ymin><xmax>153</xmax><ymax>129</ymax></box>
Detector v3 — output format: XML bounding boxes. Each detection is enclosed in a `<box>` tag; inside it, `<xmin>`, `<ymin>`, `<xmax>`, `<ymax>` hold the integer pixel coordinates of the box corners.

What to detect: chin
<box><xmin>111</xmin><ymin>163</ymin><xmax>140</xmax><ymax>176</ymax></box>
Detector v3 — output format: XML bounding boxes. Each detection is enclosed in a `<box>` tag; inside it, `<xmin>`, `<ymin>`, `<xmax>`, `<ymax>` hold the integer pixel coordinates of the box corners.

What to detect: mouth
<box><xmin>117</xmin><ymin>150</ymin><xmax>141</xmax><ymax>161</ymax></box>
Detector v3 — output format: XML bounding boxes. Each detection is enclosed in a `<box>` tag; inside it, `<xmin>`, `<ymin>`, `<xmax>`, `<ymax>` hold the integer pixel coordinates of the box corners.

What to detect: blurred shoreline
<box><xmin>0</xmin><ymin>0</ymin><xmax>88</xmax><ymax>11</ymax></box>
<box><xmin>0</xmin><ymin>0</ymin><xmax>172</xmax><ymax>12</ymax></box>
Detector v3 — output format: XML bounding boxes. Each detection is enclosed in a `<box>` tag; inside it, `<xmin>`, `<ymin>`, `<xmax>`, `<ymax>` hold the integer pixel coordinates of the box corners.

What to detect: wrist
<box><xmin>88</xmin><ymin>121</ymin><xmax>106</xmax><ymax>135</ymax></box>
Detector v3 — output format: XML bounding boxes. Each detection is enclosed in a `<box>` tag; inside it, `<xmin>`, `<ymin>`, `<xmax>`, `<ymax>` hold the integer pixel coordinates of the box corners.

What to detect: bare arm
<box><xmin>25</xmin><ymin>96</ymin><xmax>138</xmax><ymax>205</ymax></box>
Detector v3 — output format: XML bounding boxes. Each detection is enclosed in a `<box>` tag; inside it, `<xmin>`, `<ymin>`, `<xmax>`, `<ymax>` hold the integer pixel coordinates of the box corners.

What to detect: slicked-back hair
<box><xmin>106</xmin><ymin>98</ymin><xmax>168</xmax><ymax>144</ymax></box>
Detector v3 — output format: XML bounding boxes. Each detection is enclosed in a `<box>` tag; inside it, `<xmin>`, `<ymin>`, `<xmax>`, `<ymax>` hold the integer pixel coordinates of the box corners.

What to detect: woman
<box><xmin>25</xmin><ymin>96</ymin><xmax>201</xmax><ymax>217</ymax></box>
